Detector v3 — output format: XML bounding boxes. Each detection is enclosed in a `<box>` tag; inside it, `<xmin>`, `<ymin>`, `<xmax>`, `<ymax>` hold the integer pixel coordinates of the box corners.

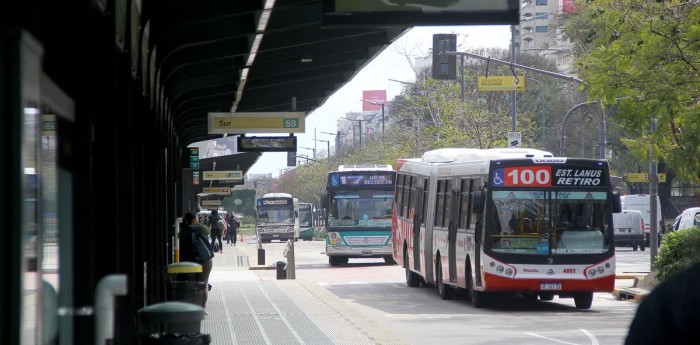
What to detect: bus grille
<box><xmin>344</xmin><ymin>236</ymin><xmax>387</xmax><ymax>245</ymax></box>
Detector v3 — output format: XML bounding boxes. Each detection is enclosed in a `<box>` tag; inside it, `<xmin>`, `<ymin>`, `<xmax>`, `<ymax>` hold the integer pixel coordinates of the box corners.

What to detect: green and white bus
<box><xmin>256</xmin><ymin>193</ymin><xmax>299</xmax><ymax>243</ymax></box>
<box><xmin>324</xmin><ymin>164</ymin><xmax>396</xmax><ymax>266</ymax></box>
<box><xmin>298</xmin><ymin>202</ymin><xmax>315</xmax><ymax>241</ymax></box>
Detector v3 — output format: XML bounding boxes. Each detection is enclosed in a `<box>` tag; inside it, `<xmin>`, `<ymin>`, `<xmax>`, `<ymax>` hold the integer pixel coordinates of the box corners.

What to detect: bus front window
<box><xmin>328</xmin><ymin>191</ymin><xmax>393</xmax><ymax>228</ymax></box>
<box><xmin>489</xmin><ymin>190</ymin><xmax>611</xmax><ymax>255</ymax></box>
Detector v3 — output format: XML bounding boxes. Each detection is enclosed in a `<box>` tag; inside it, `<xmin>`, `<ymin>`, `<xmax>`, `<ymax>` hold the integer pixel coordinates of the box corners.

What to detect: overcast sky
<box><xmin>246</xmin><ymin>25</ymin><xmax>512</xmax><ymax>177</ymax></box>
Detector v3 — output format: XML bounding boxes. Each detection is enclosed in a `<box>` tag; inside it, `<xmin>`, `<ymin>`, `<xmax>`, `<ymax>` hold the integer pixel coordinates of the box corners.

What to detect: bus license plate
<box><xmin>361</xmin><ymin>250</ymin><xmax>372</xmax><ymax>256</ymax></box>
<box><xmin>541</xmin><ymin>282</ymin><xmax>561</xmax><ymax>290</ymax></box>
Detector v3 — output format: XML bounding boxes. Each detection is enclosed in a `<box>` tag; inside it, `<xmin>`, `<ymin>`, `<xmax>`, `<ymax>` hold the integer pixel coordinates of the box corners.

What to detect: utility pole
<box><xmin>510</xmin><ymin>25</ymin><xmax>517</xmax><ymax>132</ymax></box>
<box><xmin>649</xmin><ymin>117</ymin><xmax>659</xmax><ymax>266</ymax></box>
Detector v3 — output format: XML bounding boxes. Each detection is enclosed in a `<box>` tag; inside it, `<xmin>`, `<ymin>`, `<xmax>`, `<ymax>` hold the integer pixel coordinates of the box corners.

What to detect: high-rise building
<box><xmin>516</xmin><ymin>0</ymin><xmax>575</xmax><ymax>73</ymax></box>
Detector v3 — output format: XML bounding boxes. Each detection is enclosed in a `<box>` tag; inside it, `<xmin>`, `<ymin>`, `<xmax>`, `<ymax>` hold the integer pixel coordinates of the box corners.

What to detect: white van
<box><xmin>613</xmin><ymin>210</ymin><xmax>645</xmax><ymax>251</ymax></box>
<box><xmin>621</xmin><ymin>194</ymin><xmax>663</xmax><ymax>247</ymax></box>
<box><xmin>671</xmin><ymin>207</ymin><xmax>700</xmax><ymax>231</ymax></box>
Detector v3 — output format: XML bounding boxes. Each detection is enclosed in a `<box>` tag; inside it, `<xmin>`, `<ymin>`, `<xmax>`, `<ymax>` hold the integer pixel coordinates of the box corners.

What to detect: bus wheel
<box><xmin>632</xmin><ymin>244</ymin><xmax>638</xmax><ymax>251</ymax></box>
<box><xmin>523</xmin><ymin>293</ymin><xmax>538</xmax><ymax>302</ymax></box>
<box><xmin>384</xmin><ymin>256</ymin><xmax>396</xmax><ymax>265</ymax></box>
<box><xmin>640</xmin><ymin>244</ymin><xmax>646</xmax><ymax>252</ymax></box>
<box><xmin>539</xmin><ymin>292</ymin><xmax>555</xmax><ymax>301</ymax></box>
<box><xmin>436</xmin><ymin>259</ymin><xmax>454</xmax><ymax>300</ymax></box>
<box><xmin>329</xmin><ymin>256</ymin><xmax>340</xmax><ymax>266</ymax></box>
<box><xmin>404</xmin><ymin>251</ymin><xmax>420</xmax><ymax>287</ymax></box>
<box><xmin>471</xmin><ymin>290</ymin><xmax>487</xmax><ymax>308</ymax></box>
<box><xmin>574</xmin><ymin>292</ymin><xmax>593</xmax><ymax>309</ymax></box>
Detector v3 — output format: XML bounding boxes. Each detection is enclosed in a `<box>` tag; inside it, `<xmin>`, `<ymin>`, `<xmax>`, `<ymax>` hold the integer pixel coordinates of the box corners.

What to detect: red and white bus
<box><xmin>392</xmin><ymin>148</ymin><xmax>621</xmax><ymax>309</ymax></box>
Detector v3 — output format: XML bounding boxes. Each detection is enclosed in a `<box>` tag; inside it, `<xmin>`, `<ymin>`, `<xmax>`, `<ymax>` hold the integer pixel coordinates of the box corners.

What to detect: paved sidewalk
<box><xmin>201</xmin><ymin>240</ymin><xmax>407</xmax><ymax>345</ymax></box>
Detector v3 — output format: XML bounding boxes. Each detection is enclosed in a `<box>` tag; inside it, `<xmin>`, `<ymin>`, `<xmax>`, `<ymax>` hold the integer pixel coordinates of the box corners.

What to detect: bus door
<box><xmin>448</xmin><ymin>188</ymin><xmax>459</xmax><ymax>283</ymax></box>
<box><xmin>473</xmin><ymin>186</ymin><xmax>486</xmax><ymax>287</ymax></box>
<box><xmin>412</xmin><ymin>177</ymin><xmax>423</xmax><ymax>270</ymax></box>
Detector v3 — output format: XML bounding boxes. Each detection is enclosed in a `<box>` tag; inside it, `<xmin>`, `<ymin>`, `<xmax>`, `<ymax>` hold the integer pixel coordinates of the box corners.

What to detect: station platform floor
<box><xmin>199</xmin><ymin>240</ymin><xmax>406</xmax><ymax>345</ymax></box>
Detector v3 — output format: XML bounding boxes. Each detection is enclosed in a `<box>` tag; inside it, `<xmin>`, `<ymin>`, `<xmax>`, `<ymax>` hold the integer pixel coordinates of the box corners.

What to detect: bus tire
<box><xmin>329</xmin><ymin>256</ymin><xmax>341</xmax><ymax>266</ymax></box>
<box><xmin>640</xmin><ymin>244</ymin><xmax>646</xmax><ymax>252</ymax></box>
<box><xmin>466</xmin><ymin>264</ymin><xmax>487</xmax><ymax>308</ymax></box>
<box><xmin>574</xmin><ymin>292</ymin><xmax>593</xmax><ymax>309</ymax></box>
<box><xmin>384</xmin><ymin>256</ymin><xmax>396</xmax><ymax>265</ymax></box>
<box><xmin>404</xmin><ymin>249</ymin><xmax>420</xmax><ymax>287</ymax></box>
<box><xmin>632</xmin><ymin>244</ymin><xmax>638</xmax><ymax>251</ymax></box>
<box><xmin>436</xmin><ymin>257</ymin><xmax>454</xmax><ymax>300</ymax></box>
<box><xmin>539</xmin><ymin>292</ymin><xmax>555</xmax><ymax>301</ymax></box>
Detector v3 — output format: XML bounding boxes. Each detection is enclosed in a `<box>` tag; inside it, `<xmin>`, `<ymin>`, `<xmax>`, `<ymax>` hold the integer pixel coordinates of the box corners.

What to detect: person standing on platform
<box><xmin>180</xmin><ymin>212</ymin><xmax>214</xmax><ymax>314</ymax></box>
<box><xmin>208</xmin><ymin>210</ymin><xmax>224</xmax><ymax>253</ymax></box>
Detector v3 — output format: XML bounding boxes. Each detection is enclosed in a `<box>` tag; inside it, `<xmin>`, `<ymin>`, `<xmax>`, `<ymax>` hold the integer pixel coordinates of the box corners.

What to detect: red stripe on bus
<box><xmin>482</xmin><ymin>273</ymin><xmax>614</xmax><ymax>292</ymax></box>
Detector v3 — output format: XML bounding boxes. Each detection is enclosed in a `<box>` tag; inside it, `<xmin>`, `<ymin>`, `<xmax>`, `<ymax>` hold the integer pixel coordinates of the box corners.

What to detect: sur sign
<box><xmin>208</xmin><ymin>112</ymin><xmax>305</xmax><ymax>134</ymax></box>
<box><xmin>203</xmin><ymin>171</ymin><xmax>243</xmax><ymax>181</ymax></box>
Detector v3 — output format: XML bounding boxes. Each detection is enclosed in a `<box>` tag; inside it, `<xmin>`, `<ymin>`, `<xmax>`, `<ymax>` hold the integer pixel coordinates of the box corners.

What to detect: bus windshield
<box><xmin>489</xmin><ymin>190</ymin><xmax>611</xmax><ymax>255</ymax></box>
<box><xmin>299</xmin><ymin>205</ymin><xmax>313</xmax><ymax>227</ymax></box>
<box><xmin>257</xmin><ymin>206</ymin><xmax>294</xmax><ymax>225</ymax></box>
<box><xmin>328</xmin><ymin>190</ymin><xmax>394</xmax><ymax>229</ymax></box>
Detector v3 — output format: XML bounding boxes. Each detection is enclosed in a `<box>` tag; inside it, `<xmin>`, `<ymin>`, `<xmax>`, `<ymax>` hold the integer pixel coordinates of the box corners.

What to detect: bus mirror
<box><xmin>472</xmin><ymin>191</ymin><xmax>484</xmax><ymax>213</ymax></box>
<box><xmin>612</xmin><ymin>191</ymin><xmax>622</xmax><ymax>213</ymax></box>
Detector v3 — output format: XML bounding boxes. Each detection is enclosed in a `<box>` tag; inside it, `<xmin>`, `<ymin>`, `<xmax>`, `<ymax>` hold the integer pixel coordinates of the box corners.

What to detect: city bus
<box><xmin>255</xmin><ymin>193</ymin><xmax>300</xmax><ymax>243</ymax></box>
<box><xmin>392</xmin><ymin>148</ymin><xmax>621</xmax><ymax>309</ymax></box>
<box><xmin>298</xmin><ymin>202</ymin><xmax>315</xmax><ymax>241</ymax></box>
<box><xmin>324</xmin><ymin>164</ymin><xmax>396</xmax><ymax>266</ymax></box>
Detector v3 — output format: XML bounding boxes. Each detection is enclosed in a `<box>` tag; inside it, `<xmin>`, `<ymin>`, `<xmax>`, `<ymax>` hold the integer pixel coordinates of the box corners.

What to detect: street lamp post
<box><xmin>359</xmin><ymin>99</ymin><xmax>384</xmax><ymax>141</ymax></box>
<box><xmin>339</xmin><ymin>117</ymin><xmax>363</xmax><ymax>148</ymax></box>
<box><xmin>321</xmin><ymin>130</ymin><xmax>344</xmax><ymax>155</ymax></box>
<box><xmin>299</xmin><ymin>146</ymin><xmax>316</xmax><ymax>159</ymax></box>
<box><xmin>314</xmin><ymin>139</ymin><xmax>331</xmax><ymax>158</ymax></box>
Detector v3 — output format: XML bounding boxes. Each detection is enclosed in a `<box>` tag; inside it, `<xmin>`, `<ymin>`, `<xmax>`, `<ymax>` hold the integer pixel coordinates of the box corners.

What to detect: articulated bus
<box><xmin>298</xmin><ymin>202</ymin><xmax>315</xmax><ymax>241</ymax></box>
<box><xmin>392</xmin><ymin>148</ymin><xmax>621</xmax><ymax>309</ymax></box>
<box><xmin>324</xmin><ymin>164</ymin><xmax>396</xmax><ymax>266</ymax></box>
<box><xmin>255</xmin><ymin>193</ymin><xmax>300</xmax><ymax>243</ymax></box>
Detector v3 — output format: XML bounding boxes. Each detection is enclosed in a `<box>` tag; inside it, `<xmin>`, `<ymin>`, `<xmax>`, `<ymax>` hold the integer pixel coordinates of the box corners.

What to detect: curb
<box><xmin>613</xmin><ymin>287</ymin><xmax>648</xmax><ymax>302</ymax></box>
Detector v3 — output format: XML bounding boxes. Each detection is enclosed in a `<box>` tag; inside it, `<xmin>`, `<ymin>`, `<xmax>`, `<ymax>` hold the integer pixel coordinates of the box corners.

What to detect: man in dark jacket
<box><xmin>625</xmin><ymin>262</ymin><xmax>700</xmax><ymax>344</ymax></box>
<box><xmin>208</xmin><ymin>210</ymin><xmax>223</xmax><ymax>253</ymax></box>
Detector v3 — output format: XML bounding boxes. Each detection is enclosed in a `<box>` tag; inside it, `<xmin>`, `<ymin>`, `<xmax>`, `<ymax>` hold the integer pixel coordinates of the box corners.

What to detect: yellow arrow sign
<box><xmin>477</xmin><ymin>76</ymin><xmax>526</xmax><ymax>92</ymax></box>
<box><xmin>627</xmin><ymin>173</ymin><xmax>649</xmax><ymax>183</ymax></box>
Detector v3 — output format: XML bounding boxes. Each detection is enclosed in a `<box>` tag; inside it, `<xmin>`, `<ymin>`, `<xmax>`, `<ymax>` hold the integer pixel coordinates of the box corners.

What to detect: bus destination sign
<box><xmin>258</xmin><ymin>199</ymin><xmax>290</xmax><ymax>206</ymax></box>
<box><xmin>339</xmin><ymin>174</ymin><xmax>394</xmax><ymax>186</ymax></box>
<box><xmin>491</xmin><ymin>166</ymin><xmax>606</xmax><ymax>187</ymax></box>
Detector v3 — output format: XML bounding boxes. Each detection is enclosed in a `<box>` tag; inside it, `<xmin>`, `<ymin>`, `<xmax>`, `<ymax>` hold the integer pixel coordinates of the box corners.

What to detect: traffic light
<box><xmin>432</xmin><ymin>34</ymin><xmax>457</xmax><ymax>80</ymax></box>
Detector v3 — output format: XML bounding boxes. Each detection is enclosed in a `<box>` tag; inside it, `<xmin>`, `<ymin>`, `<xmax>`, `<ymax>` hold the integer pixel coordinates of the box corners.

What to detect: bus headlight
<box><xmin>496</xmin><ymin>265</ymin><xmax>504</xmax><ymax>273</ymax></box>
<box><xmin>504</xmin><ymin>268</ymin><xmax>513</xmax><ymax>276</ymax></box>
<box><xmin>596</xmin><ymin>266</ymin><xmax>604</xmax><ymax>275</ymax></box>
<box><xmin>329</xmin><ymin>232</ymin><xmax>339</xmax><ymax>244</ymax></box>
<box><xmin>588</xmin><ymin>268</ymin><xmax>597</xmax><ymax>277</ymax></box>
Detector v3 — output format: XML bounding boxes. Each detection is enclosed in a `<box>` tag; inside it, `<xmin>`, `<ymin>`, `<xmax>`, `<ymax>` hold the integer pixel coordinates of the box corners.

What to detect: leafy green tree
<box><xmin>565</xmin><ymin>0</ymin><xmax>700</xmax><ymax>181</ymax></box>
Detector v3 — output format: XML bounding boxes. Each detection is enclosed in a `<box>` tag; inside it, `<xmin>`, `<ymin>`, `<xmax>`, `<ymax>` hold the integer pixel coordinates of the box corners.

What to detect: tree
<box><xmin>565</xmin><ymin>0</ymin><xmax>700</xmax><ymax>181</ymax></box>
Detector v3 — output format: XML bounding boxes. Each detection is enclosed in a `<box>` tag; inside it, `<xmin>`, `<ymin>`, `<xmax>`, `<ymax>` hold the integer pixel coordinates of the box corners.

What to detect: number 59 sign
<box><xmin>492</xmin><ymin>166</ymin><xmax>552</xmax><ymax>187</ymax></box>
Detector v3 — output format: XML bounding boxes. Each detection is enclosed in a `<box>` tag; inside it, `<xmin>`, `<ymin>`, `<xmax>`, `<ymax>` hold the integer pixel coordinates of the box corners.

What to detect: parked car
<box><xmin>670</xmin><ymin>207</ymin><xmax>700</xmax><ymax>232</ymax></box>
<box><xmin>613</xmin><ymin>210</ymin><xmax>646</xmax><ymax>251</ymax></box>
<box><xmin>621</xmin><ymin>194</ymin><xmax>663</xmax><ymax>247</ymax></box>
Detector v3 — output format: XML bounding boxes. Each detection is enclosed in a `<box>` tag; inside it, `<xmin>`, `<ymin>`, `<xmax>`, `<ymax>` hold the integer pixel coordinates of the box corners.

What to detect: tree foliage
<box><xmin>652</xmin><ymin>226</ymin><xmax>700</xmax><ymax>281</ymax></box>
<box><xmin>565</xmin><ymin>0</ymin><xmax>700</xmax><ymax>180</ymax></box>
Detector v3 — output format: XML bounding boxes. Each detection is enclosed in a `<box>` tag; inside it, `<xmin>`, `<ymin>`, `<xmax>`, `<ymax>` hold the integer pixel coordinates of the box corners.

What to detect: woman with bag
<box><xmin>180</xmin><ymin>212</ymin><xmax>215</xmax><ymax>314</ymax></box>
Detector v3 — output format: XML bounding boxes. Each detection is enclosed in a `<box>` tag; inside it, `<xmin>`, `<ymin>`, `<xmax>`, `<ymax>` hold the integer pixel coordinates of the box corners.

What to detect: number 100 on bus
<box><xmin>493</xmin><ymin>166</ymin><xmax>552</xmax><ymax>187</ymax></box>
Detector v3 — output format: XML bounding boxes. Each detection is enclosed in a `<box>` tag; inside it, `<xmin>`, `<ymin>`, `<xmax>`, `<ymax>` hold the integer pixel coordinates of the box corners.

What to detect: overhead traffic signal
<box><xmin>432</xmin><ymin>34</ymin><xmax>457</xmax><ymax>80</ymax></box>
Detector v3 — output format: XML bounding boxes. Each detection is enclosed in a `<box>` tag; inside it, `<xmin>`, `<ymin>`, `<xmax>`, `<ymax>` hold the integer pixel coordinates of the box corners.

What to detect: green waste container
<box><xmin>138</xmin><ymin>301</ymin><xmax>210</xmax><ymax>345</ymax></box>
<box><xmin>169</xmin><ymin>281</ymin><xmax>206</xmax><ymax>307</ymax></box>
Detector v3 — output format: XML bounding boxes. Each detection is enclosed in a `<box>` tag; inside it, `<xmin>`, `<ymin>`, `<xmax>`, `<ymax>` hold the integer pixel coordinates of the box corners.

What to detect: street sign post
<box><xmin>477</xmin><ymin>76</ymin><xmax>526</xmax><ymax>92</ymax></box>
<box><xmin>507</xmin><ymin>132</ymin><xmax>522</xmax><ymax>147</ymax></box>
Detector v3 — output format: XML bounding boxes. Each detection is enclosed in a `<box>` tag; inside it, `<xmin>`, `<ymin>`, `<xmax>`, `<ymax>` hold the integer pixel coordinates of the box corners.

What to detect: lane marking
<box><xmin>580</xmin><ymin>329</ymin><xmax>599</xmax><ymax>345</ymax></box>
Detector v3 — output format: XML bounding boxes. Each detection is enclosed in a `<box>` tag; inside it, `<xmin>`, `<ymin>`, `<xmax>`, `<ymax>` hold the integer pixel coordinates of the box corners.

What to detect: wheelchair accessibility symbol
<box><xmin>492</xmin><ymin>169</ymin><xmax>504</xmax><ymax>186</ymax></box>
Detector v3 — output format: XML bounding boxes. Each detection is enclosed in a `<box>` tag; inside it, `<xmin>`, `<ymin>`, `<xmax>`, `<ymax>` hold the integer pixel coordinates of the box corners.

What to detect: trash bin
<box><xmin>276</xmin><ymin>261</ymin><xmax>287</xmax><ymax>280</ymax></box>
<box><xmin>137</xmin><ymin>301</ymin><xmax>210</xmax><ymax>344</ymax></box>
<box><xmin>165</xmin><ymin>262</ymin><xmax>205</xmax><ymax>307</ymax></box>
